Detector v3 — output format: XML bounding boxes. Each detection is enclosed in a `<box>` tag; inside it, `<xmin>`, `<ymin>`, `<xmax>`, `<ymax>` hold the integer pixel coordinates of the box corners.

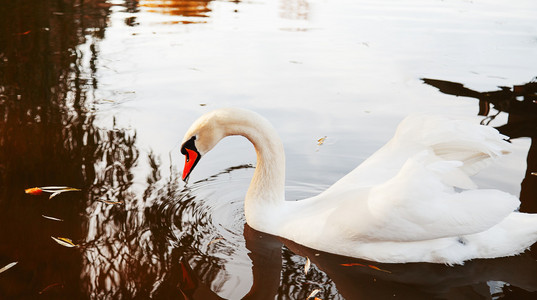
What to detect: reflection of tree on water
<box><xmin>0</xmin><ymin>0</ymin><xmax>263</xmax><ymax>298</ymax></box>
<box><xmin>423</xmin><ymin>78</ymin><xmax>537</xmax><ymax>212</ymax></box>
<box><xmin>140</xmin><ymin>0</ymin><xmax>214</xmax><ymax>20</ymax></box>
<box><xmin>0</xmin><ymin>0</ymin><xmax>211</xmax><ymax>298</ymax></box>
<box><xmin>0</xmin><ymin>0</ymin><xmax>112</xmax><ymax>297</ymax></box>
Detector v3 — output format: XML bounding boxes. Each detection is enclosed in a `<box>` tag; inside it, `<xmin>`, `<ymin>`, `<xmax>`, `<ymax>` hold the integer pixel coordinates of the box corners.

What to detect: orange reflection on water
<box><xmin>140</xmin><ymin>0</ymin><xmax>212</xmax><ymax>18</ymax></box>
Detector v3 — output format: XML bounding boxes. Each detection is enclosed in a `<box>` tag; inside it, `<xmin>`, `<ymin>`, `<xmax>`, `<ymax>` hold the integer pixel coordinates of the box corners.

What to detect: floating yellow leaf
<box><xmin>304</xmin><ymin>257</ymin><xmax>311</xmax><ymax>275</ymax></box>
<box><xmin>317</xmin><ymin>136</ymin><xmax>327</xmax><ymax>146</ymax></box>
<box><xmin>0</xmin><ymin>262</ymin><xmax>17</xmax><ymax>274</ymax></box>
<box><xmin>51</xmin><ymin>236</ymin><xmax>78</xmax><ymax>248</ymax></box>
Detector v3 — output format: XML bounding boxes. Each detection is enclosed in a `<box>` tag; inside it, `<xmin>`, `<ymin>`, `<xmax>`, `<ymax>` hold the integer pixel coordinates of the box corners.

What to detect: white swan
<box><xmin>180</xmin><ymin>108</ymin><xmax>537</xmax><ymax>264</ymax></box>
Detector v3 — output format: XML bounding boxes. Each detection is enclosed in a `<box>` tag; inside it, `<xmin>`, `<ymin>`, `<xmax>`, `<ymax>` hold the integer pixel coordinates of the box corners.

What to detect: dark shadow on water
<box><xmin>422</xmin><ymin>78</ymin><xmax>537</xmax><ymax>213</ymax></box>
<box><xmin>244</xmin><ymin>225</ymin><xmax>537</xmax><ymax>300</ymax></box>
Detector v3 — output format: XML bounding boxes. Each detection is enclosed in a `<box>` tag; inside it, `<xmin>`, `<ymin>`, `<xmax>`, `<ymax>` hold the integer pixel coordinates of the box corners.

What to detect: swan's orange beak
<box><xmin>181</xmin><ymin>136</ymin><xmax>201</xmax><ymax>182</ymax></box>
<box><xmin>182</xmin><ymin>148</ymin><xmax>200</xmax><ymax>181</ymax></box>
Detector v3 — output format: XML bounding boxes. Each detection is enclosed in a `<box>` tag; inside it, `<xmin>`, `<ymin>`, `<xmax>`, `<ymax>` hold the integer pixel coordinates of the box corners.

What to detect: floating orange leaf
<box><xmin>25</xmin><ymin>187</ymin><xmax>43</xmax><ymax>195</ymax></box>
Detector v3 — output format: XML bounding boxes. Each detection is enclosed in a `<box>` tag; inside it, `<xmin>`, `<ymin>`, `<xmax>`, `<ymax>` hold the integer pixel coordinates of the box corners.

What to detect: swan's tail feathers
<box><xmin>396</xmin><ymin>115</ymin><xmax>511</xmax><ymax>177</ymax></box>
<box><xmin>469</xmin><ymin>213</ymin><xmax>537</xmax><ymax>260</ymax></box>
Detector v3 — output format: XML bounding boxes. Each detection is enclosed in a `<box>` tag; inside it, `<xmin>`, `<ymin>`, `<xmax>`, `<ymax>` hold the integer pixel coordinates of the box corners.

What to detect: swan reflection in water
<box><xmin>82</xmin><ymin>161</ymin><xmax>537</xmax><ymax>299</ymax></box>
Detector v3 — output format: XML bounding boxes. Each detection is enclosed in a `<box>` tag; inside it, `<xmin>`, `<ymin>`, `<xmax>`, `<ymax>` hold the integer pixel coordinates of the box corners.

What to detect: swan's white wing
<box><xmin>325</xmin><ymin>114</ymin><xmax>510</xmax><ymax>192</ymax></box>
<box><xmin>299</xmin><ymin>115</ymin><xmax>517</xmax><ymax>245</ymax></box>
<box><xmin>365</xmin><ymin>154</ymin><xmax>520</xmax><ymax>242</ymax></box>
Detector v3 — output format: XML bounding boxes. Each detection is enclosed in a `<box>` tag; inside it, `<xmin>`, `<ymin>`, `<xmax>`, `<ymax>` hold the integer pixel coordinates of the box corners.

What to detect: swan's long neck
<box><xmin>221</xmin><ymin>110</ymin><xmax>286</xmax><ymax>230</ymax></box>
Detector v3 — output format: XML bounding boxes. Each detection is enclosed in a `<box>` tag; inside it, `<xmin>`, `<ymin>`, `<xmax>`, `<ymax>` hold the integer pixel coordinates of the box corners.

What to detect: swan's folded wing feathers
<box><xmin>366</xmin><ymin>155</ymin><xmax>520</xmax><ymax>242</ymax></box>
<box><xmin>397</xmin><ymin>115</ymin><xmax>511</xmax><ymax>176</ymax></box>
<box><xmin>334</xmin><ymin>115</ymin><xmax>510</xmax><ymax>191</ymax></box>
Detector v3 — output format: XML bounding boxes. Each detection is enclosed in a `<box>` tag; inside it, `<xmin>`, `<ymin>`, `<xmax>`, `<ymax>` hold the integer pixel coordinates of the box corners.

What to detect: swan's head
<box><xmin>180</xmin><ymin>110</ymin><xmax>229</xmax><ymax>181</ymax></box>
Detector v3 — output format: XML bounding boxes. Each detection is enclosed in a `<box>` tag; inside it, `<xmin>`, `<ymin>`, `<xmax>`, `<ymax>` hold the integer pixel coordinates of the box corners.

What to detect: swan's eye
<box><xmin>181</xmin><ymin>136</ymin><xmax>197</xmax><ymax>157</ymax></box>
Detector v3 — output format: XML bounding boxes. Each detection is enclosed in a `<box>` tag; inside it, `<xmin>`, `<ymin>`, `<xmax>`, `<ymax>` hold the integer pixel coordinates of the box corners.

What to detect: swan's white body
<box><xmin>182</xmin><ymin>108</ymin><xmax>537</xmax><ymax>264</ymax></box>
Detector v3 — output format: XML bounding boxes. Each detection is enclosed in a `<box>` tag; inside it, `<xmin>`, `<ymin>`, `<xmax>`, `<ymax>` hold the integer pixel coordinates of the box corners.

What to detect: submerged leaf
<box><xmin>368</xmin><ymin>265</ymin><xmax>391</xmax><ymax>273</ymax></box>
<box><xmin>341</xmin><ymin>263</ymin><xmax>365</xmax><ymax>267</ymax></box>
<box><xmin>340</xmin><ymin>262</ymin><xmax>391</xmax><ymax>273</ymax></box>
<box><xmin>51</xmin><ymin>236</ymin><xmax>78</xmax><ymax>248</ymax></box>
<box><xmin>304</xmin><ymin>257</ymin><xmax>311</xmax><ymax>275</ymax></box>
<box><xmin>0</xmin><ymin>262</ymin><xmax>17</xmax><ymax>274</ymax></box>
<box><xmin>39</xmin><ymin>282</ymin><xmax>63</xmax><ymax>294</ymax></box>
<box><xmin>16</xmin><ymin>30</ymin><xmax>31</xmax><ymax>35</ymax></box>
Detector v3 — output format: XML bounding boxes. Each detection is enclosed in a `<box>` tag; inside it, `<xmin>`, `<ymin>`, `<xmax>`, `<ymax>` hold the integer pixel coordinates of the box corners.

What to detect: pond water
<box><xmin>1</xmin><ymin>0</ymin><xmax>537</xmax><ymax>299</ymax></box>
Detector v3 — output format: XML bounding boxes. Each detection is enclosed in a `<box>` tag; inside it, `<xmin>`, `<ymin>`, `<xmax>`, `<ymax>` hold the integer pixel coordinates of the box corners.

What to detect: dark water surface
<box><xmin>1</xmin><ymin>0</ymin><xmax>537</xmax><ymax>299</ymax></box>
